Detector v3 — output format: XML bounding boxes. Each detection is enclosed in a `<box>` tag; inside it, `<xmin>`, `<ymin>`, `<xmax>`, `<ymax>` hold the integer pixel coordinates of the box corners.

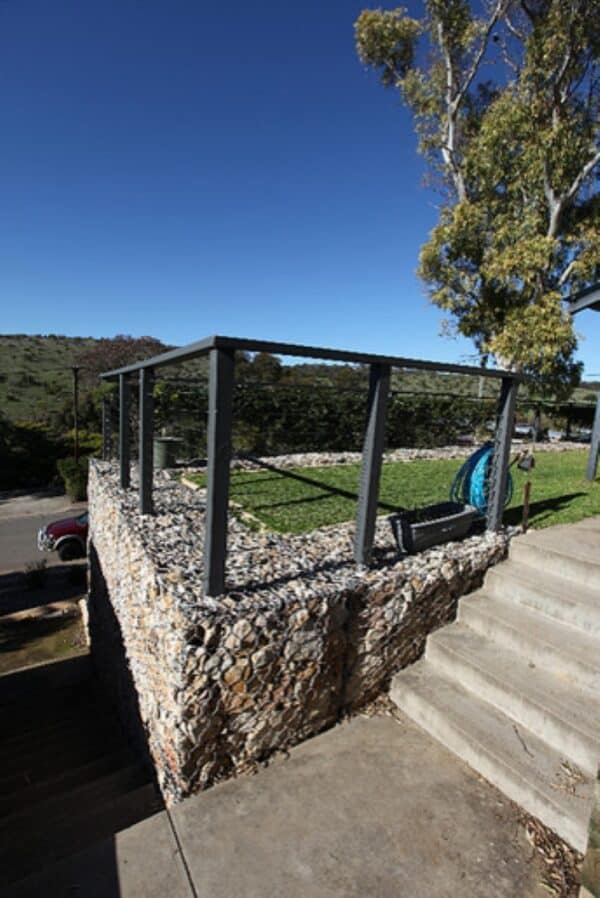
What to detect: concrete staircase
<box><xmin>391</xmin><ymin>517</ymin><xmax>600</xmax><ymax>852</ymax></box>
<box><xmin>0</xmin><ymin>654</ymin><xmax>163</xmax><ymax>890</ymax></box>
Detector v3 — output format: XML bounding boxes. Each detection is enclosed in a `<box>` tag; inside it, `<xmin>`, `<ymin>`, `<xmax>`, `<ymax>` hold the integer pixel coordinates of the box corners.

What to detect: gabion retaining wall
<box><xmin>87</xmin><ymin>459</ymin><xmax>511</xmax><ymax>804</ymax></box>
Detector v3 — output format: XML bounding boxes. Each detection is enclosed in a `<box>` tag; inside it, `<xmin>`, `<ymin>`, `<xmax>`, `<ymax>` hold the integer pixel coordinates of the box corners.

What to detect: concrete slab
<box><xmin>171</xmin><ymin>714</ymin><xmax>543</xmax><ymax>898</ymax></box>
<box><xmin>4</xmin><ymin>810</ymin><xmax>193</xmax><ymax>898</ymax></box>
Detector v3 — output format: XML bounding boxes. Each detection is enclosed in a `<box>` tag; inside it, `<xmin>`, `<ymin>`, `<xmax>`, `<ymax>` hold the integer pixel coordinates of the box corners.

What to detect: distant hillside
<box><xmin>1</xmin><ymin>332</ymin><xmax>597</xmax><ymax>429</ymax></box>
<box><xmin>0</xmin><ymin>334</ymin><xmax>100</xmax><ymax>424</ymax></box>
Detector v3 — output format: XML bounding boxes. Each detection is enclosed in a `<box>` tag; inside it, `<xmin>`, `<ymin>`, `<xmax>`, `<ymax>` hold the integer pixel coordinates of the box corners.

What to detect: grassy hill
<box><xmin>0</xmin><ymin>334</ymin><xmax>100</xmax><ymax>424</ymax></box>
<box><xmin>1</xmin><ymin>333</ymin><xmax>598</xmax><ymax>429</ymax></box>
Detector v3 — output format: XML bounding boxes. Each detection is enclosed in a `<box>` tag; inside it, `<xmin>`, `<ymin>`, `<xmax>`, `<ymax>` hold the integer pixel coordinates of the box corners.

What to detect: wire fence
<box><xmin>101</xmin><ymin>374</ymin><xmax>599</xmax><ymax>465</ymax></box>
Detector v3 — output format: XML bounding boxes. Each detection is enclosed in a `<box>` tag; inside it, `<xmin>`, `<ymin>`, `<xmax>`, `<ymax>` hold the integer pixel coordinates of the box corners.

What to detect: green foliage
<box><xmin>0</xmin><ymin>416</ymin><xmax>69</xmax><ymax>490</ymax></box>
<box><xmin>57</xmin><ymin>457</ymin><xmax>89</xmax><ymax>502</ymax></box>
<box><xmin>356</xmin><ymin>1</ymin><xmax>600</xmax><ymax>392</ymax></box>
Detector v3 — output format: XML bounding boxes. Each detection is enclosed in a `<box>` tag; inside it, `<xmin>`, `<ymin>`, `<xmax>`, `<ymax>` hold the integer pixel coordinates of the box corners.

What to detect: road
<box><xmin>0</xmin><ymin>492</ymin><xmax>87</xmax><ymax>574</ymax></box>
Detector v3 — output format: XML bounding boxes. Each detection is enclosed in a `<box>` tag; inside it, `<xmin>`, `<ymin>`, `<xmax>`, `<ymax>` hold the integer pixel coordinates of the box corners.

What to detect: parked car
<box><xmin>38</xmin><ymin>511</ymin><xmax>89</xmax><ymax>561</ymax></box>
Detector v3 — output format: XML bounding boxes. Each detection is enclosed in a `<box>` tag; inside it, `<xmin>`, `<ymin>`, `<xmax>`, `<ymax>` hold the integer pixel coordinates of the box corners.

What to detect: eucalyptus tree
<box><xmin>355</xmin><ymin>0</ymin><xmax>600</xmax><ymax>391</ymax></box>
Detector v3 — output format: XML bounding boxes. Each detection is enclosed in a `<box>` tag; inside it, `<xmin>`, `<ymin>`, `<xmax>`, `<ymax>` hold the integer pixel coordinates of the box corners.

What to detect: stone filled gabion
<box><xmin>87</xmin><ymin>459</ymin><xmax>512</xmax><ymax>805</ymax></box>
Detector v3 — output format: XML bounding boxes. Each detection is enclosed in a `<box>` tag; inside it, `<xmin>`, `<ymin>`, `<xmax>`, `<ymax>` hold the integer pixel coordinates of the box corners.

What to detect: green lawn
<box><xmin>188</xmin><ymin>450</ymin><xmax>600</xmax><ymax>534</ymax></box>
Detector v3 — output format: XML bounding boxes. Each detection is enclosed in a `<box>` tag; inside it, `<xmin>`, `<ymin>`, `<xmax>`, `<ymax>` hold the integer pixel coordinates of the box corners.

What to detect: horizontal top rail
<box><xmin>569</xmin><ymin>284</ymin><xmax>600</xmax><ymax>315</ymax></box>
<box><xmin>100</xmin><ymin>335</ymin><xmax>521</xmax><ymax>382</ymax></box>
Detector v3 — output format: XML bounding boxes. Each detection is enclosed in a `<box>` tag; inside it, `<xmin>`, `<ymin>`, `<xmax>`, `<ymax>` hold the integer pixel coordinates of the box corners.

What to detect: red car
<box><xmin>38</xmin><ymin>511</ymin><xmax>89</xmax><ymax>561</ymax></box>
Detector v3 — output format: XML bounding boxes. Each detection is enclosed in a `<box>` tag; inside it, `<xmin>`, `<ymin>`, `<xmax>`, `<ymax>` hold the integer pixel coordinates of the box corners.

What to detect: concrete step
<box><xmin>570</xmin><ymin>517</ymin><xmax>600</xmax><ymax>533</ymax></box>
<box><xmin>0</xmin><ymin>765</ymin><xmax>149</xmax><ymax>838</ymax></box>
<box><xmin>0</xmin><ymin>682</ymin><xmax>97</xmax><ymax>739</ymax></box>
<box><xmin>0</xmin><ymin>705</ymin><xmax>118</xmax><ymax>760</ymax></box>
<box><xmin>427</xmin><ymin>623</ymin><xmax>600</xmax><ymax>775</ymax></box>
<box><xmin>458</xmin><ymin>591</ymin><xmax>600</xmax><ymax>691</ymax></box>
<box><xmin>0</xmin><ymin>782</ymin><xmax>162</xmax><ymax>888</ymax></box>
<box><xmin>510</xmin><ymin>529</ymin><xmax>600</xmax><ymax>591</ymax></box>
<box><xmin>0</xmin><ymin>724</ymin><xmax>125</xmax><ymax>794</ymax></box>
<box><xmin>390</xmin><ymin>661</ymin><xmax>593</xmax><ymax>851</ymax></box>
<box><xmin>0</xmin><ymin>749</ymin><xmax>135</xmax><ymax>817</ymax></box>
<box><xmin>485</xmin><ymin>559</ymin><xmax>600</xmax><ymax>635</ymax></box>
<box><xmin>0</xmin><ymin>655</ymin><xmax>92</xmax><ymax>706</ymax></box>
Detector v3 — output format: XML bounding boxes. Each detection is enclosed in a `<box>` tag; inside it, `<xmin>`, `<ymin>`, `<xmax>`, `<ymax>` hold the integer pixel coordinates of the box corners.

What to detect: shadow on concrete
<box><xmin>0</xmin><ymin>652</ymin><xmax>164</xmax><ymax>897</ymax></box>
<box><xmin>0</xmin><ymin>563</ymin><xmax>87</xmax><ymax>616</ymax></box>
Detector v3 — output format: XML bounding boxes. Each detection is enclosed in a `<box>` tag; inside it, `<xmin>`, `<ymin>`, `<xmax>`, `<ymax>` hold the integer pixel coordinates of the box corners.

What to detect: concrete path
<box><xmin>7</xmin><ymin>714</ymin><xmax>546</xmax><ymax>898</ymax></box>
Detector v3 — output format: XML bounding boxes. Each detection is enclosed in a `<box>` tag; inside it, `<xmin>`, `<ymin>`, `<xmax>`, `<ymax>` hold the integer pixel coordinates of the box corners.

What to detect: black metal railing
<box><xmin>101</xmin><ymin>335</ymin><xmax>520</xmax><ymax>596</ymax></box>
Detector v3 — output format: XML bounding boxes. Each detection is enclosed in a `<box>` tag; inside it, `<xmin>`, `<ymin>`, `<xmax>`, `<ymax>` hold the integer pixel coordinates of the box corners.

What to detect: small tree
<box><xmin>355</xmin><ymin>1</ymin><xmax>600</xmax><ymax>392</ymax></box>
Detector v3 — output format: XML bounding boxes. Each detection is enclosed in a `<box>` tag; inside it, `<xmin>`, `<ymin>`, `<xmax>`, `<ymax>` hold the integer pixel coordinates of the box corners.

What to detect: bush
<box><xmin>0</xmin><ymin>417</ymin><xmax>68</xmax><ymax>490</ymax></box>
<box><xmin>57</xmin><ymin>457</ymin><xmax>89</xmax><ymax>501</ymax></box>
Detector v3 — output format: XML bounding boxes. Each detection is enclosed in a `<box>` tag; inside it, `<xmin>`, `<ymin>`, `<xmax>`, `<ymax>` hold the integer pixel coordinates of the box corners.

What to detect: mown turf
<box><xmin>189</xmin><ymin>450</ymin><xmax>600</xmax><ymax>534</ymax></box>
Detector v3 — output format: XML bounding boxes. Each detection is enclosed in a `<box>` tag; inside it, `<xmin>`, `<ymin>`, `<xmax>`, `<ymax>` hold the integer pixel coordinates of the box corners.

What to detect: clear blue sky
<box><xmin>1</xmin><ymin>0</ymin><xmax>599</xmax><ymax>373</ymax></box>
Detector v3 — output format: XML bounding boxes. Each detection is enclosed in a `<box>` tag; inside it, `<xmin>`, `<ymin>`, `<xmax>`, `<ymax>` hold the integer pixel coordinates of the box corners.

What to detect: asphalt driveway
<box><xmin>0</xmin><ymin>491</ymin><xmax>86</xmax><ymax>574</ymax></box>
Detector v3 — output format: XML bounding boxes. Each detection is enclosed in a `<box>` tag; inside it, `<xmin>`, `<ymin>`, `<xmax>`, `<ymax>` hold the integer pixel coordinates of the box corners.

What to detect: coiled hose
<box><xmin>449</xmin><ymin>441</ymin><xmax>513</xmax><ymax>514</ymax></box>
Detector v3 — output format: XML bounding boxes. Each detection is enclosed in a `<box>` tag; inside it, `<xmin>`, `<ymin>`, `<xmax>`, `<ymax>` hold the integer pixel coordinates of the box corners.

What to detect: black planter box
<box><xmin>389</xmin><ymin>502</ymin><xmax>478</xmax><ymax>555</ymax></box>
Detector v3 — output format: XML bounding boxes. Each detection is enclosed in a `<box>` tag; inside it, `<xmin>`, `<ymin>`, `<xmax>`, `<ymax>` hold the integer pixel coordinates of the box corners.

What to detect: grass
<box><xmin>188</xmin><ymin>450</ymin><xmax>600</xmax><ymax>534</ymax></box>
<box><xmin>0</xmin><ymin>333</ymin><xmax>98</xmax><ymax>422</ymax></box>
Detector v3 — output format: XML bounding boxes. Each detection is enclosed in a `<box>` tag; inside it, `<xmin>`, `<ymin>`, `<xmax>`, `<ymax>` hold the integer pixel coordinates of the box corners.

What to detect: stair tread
<box><xmin>516</xmin><ymin>527</ymin><xmax>600</xmax><ymax>567</ymax></box>
<box><xmin>429</xmin><ymin>621</ymin><xmax>600</xmax><ymax>745</ymax></box>
<box><xmin>488</xmin><ymin>558</ymin><xmax>600</xmax><ymax>613</ymax></box>
<box><xmin>0</xmin><ymin>728</ymin><xmax>126</xmax><ymax>793</ymax></box>
<box><xmin>0</xmin><ymin>707</ymin><xmax>119</xmax><ymax>758</ymax></box>
<box><xmin>0</xmin><ymin>764</ymin><xmax>149</xmax><ymax>836</ymax></box>
<box><xmin>391</xmin><ymin>661</ymin><xmax>594</xmax><ymax>826</ymax></box>
<box><xmin>0</xmin><ymin>749</ymin><xmax>136</xmax><ymax>817</ymax></box>
<box><xmin>570</xmin><ymin>516</ymin><xmax>600</xmax><ymax>533</ymax></box>
<box><xmin>460</xmin><ymin>590</ymin><xmax>600</xmax><ymax>675</ymax></box>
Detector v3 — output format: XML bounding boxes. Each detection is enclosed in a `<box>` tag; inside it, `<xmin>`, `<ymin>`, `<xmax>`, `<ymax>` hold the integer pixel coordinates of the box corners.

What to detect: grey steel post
<box><xmin>354</xmin><ymin>363</ymin><xmax>391</xmax><ymax>566</ymax></box>
<box><xmin>119</xmin><ymin>374</ymin><xmax>131</xmax><ymax>488</ymax></box>
<box><xmin>102</xmin><ymin>398</ymin><xmax>112</xmax><ymax>460</ymax></box>
<box><xmin>586</xmin><ymin>394</ymin><xmax>600</xmax><ymax>481</ymax></box>
<box><xmin>139</xmin><ymin>367</ymin><xmax>154</xmax><ymax>514</ymax></box>
<box><xmin>204</xmin><ymin>348</ymin><xmax>235</xmax><ymax>596</ymax></box>
<box><xmin>486</xmin><ymin>376</ymin><xmax>518</xmax><ymax>531</ymax></box>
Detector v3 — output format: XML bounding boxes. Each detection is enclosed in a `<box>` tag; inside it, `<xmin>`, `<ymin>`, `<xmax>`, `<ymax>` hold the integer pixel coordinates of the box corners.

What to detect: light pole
<box><xmin>72</xmin><ymin>366</ymin><xmax>80</xmax><ymax>462</ymax></box>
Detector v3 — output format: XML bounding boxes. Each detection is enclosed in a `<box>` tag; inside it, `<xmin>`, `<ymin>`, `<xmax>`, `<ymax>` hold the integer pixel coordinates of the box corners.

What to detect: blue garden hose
<box><xmin>449</xmin><ymin>442</ymin><xmax>513</xmax><ymax>514</ymax></box>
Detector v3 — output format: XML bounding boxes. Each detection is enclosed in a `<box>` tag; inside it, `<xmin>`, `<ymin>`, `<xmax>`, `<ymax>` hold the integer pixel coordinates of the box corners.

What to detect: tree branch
<box><xmin>452</xmin><ymin>0</ymin><xmax>507</xmax><ymax>113</ymax></box>
<box><xmin>558</xmin><ymin>257</ymin><xmax>579</xmax><ymax>287</ymax></box>
<box><xmin>565</xmin><ymin>150</ymin><xmax>600</xmax><ymax>203</ymax></box>
<box><xmin>437</xmin><ymin>20</ymin><xmax>467</xmax><ymax>202</ymax></box>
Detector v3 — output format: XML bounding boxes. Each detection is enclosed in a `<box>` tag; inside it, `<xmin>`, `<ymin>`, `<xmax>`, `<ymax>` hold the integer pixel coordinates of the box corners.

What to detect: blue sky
<box><xmin>1</xmin><ymin>0</ymin><xmax>599</xmax><ymax>373</ymax></box>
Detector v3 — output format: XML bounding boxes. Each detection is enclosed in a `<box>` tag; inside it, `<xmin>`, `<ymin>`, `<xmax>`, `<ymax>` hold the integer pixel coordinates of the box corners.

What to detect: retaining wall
<box><xmin>87</xmin><ymin>460</ymin><xmax>511</xmax><ymax>803</ymax></box>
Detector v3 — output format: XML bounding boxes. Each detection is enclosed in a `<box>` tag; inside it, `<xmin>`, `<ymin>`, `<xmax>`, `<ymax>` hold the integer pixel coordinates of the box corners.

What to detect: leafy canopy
<box><xmin>355</xmin><ymin>0</ymin><xmax>600</xmax><ymax>392</ymax></box>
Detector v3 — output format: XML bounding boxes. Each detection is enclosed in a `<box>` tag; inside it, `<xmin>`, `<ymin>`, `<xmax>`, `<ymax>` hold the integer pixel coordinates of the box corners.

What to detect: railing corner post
<box><xmin>586</xmin><ymin>395</ymin><xmax>600</xmax><ymax>482</ymax></box>
<box><xmin>204</xmin><ymin>347</ymin><xmax>235</xmax><ymax>596</ymax></box>
<box><xmin>139</xmin><ymin>367</ymin><xmax>154</xmax><ymax>514</ymax></box>
<box><xmin>486</xmin><ymin>376</ymin><xmax>518</xmax><ymax>532</ymax></box>
<box><xmin>354</xmin><ymin>362</ymin><xmax>391</xmax><ymax>566</ymax></box>
<box><xmin>119</xmin><ymin>373</ymin><xmax>131</xmax><ymax>488</ymax></box>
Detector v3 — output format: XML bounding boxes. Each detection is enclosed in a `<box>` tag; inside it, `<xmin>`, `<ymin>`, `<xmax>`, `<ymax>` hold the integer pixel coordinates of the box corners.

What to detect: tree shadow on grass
<box><xmin>243</xmin><ymin>457</ymin><xmax>403</xmax><ymax>515</ymax></box>
<box><xmin>503</xmin><ymin>492</ymin><xmax>586</xmax><ymax>527</ymax></box>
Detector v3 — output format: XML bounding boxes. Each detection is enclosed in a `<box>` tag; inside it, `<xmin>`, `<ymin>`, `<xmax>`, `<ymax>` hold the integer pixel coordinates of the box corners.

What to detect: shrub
<box><xmin>57</xmin><ymin>457</ymin><xmax>89</xmax><ymax>501</ymax></box>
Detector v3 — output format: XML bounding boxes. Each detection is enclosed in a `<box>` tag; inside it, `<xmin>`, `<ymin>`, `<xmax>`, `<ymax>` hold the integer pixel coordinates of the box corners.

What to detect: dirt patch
<box><xmin>0</xmin><ymin>601</ymin><xmax>87</xmax><ymax>675</ymax></box>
